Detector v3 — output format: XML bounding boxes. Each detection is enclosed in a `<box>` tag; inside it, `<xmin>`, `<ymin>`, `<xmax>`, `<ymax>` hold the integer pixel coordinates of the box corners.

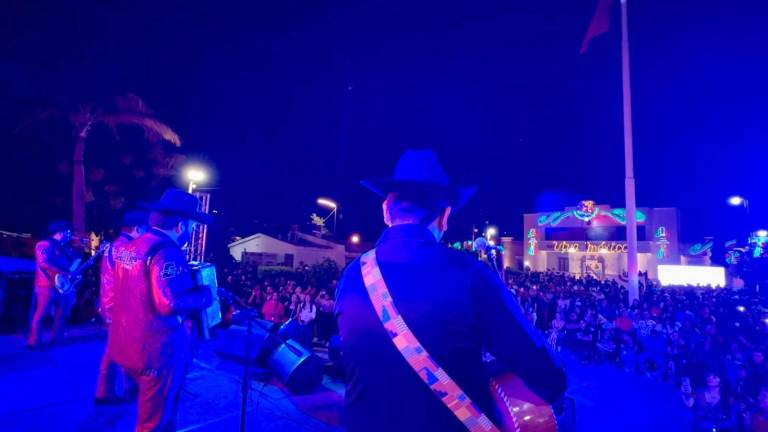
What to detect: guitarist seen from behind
<box><xmin>28</xmin><ymin>220</ymin><xmax>77</xmax><ymax>348</ymax></box>
<box><xmin>335</xmin><ymin>150</ymin><xmax>567</xmax><ymax>432</ymax></box>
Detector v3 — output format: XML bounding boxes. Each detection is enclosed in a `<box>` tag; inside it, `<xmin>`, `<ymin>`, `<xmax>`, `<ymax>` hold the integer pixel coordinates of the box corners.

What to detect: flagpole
<box><xmin>620</xmin><ymin>0</ymin><xmax>639</xmax><ymax>303</ymax></box>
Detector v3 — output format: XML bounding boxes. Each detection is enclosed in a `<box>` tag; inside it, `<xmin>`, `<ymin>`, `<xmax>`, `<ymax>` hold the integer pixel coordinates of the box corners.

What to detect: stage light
<box><xmin>317</xmin><ymin>198</ymin><xmax>337</xmax><ymax>209</ymax></box>
<box><xmin>185</xmin><ymin>166</ymin><xmax>208</xmax><ymax>193</ymax></box>
<box><xmin>728</xmin><ymin>195</ymin><xmax>746</xmax><ymax>207</ymax></box>
<box><xmin>737</xmin><ymin>305</ymin><xmax>746</xmax><ymax>313</ymax></box>
<box><xmin>757</xmin><ymin>230</ymin><xmax>768</xmax><ymax>238</ymax></box>
<box><xmin>186</xmin><ymin>167</ymin><xmax>206</xmax><ymax>183</ymax></box>
<box><xmin>350</xmin><ymin>234</ymin><xmax>360</xmax><ymax>244</ymax></box>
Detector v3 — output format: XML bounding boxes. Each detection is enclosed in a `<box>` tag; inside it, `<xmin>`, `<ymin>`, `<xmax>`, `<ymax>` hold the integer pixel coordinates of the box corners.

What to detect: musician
<box><xmin>335</xmin><ymin>150</ymin><xmax>567</xmax><ymax>432</ymax></box>
<box><xmin>108</xmin><ymin>189</ymin><xmax>213</xmax><ymax>431</ymax></box>
<box><xmin>94</xmin><ymin>210</ymin><xmax>148</xmax><ymax>404</ymax></box>
<box><xmin>27</xmin><ymin>221</ymin><xmax>76</xmax><ymax>348</ymax></box>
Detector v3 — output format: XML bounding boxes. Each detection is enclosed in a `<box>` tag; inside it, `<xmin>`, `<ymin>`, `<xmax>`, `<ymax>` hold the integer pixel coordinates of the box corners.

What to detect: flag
<box><xmin>580</xmin><ymin>0</ymin><xmax>615</xmax><ymax>54</ymax></box>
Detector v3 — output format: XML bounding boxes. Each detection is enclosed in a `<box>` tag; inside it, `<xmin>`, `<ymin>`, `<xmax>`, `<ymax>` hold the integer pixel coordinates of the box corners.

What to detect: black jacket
<box><xmin>335</xmin><ymin>224</ymin><xmax>567</xmax><ymax>432</ymax></box>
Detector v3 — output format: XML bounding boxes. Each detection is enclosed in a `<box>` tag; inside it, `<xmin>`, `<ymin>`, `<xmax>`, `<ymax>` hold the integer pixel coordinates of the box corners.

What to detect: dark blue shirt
<box><xmin>335</xmin><ymin>224</ymin><xmax>567</xmax><ymax>432</ymax></box>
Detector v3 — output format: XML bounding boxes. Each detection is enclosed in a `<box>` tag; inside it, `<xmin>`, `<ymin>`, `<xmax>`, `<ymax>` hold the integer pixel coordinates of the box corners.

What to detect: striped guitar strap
<box><xmin>360</xmin><ymin>249</ymin><xmax>500</xmax><ymax>432</ymax></box>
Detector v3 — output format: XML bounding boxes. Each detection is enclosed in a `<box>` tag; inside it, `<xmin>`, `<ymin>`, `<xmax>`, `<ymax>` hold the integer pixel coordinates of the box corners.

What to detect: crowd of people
<box><xmin>219</xmin><ymin>261</ymin><xmax>338</xmax><ymax>348</ymax></box>
<box><xmin>507</xmin><ymin>270</ymin><xmax>768</xmax><ymax>431</ymax></box>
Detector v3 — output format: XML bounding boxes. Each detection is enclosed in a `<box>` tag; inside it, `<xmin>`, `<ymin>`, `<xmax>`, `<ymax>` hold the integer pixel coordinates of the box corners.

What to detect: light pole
<box><xmin>317</xmin><ymin>198</ymin><xmax>338</xmax><ymax>234</ymax></box>
<box><xmin>728</xmin><ymin>195</ymin><xmax>753</xmax><ymax>238</ymax></box>
<box><xmin>186</xmin><ymin>167</ymin><xmax>207</xmax><ymax>193</ymax></box>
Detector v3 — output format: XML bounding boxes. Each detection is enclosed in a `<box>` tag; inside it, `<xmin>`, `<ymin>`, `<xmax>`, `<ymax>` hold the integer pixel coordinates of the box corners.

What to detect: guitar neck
<box><xmin>71</xmin><ymin>245</ymin><xmax>108</xmax><ymax>275</ymax></box>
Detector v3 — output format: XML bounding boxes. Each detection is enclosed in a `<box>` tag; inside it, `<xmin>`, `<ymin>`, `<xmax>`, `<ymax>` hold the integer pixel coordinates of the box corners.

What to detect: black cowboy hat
<box><xmin>143</xmin><ymin>189</ymin><xmax>213</xmax><ymax>225</ymax></box>
<box><xmin>120</xmin><ymin>210</ymin><xmax>149</xmax><ymax>228</ymax></box>
<box><xmin>360</xmin><ymin>149</ymin><xmax>476</xmax><ymax>208</ymax></box>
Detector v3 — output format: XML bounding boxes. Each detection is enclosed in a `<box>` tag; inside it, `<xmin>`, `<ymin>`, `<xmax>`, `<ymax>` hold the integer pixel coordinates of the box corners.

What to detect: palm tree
<box><xmin>21</xmin><ymin>94</ymin><xmax>181</xmax><ymax>236</ymax></box>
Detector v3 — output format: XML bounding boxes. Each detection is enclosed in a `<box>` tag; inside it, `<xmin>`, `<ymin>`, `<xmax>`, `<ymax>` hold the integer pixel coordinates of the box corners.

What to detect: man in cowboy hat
<box><xmin>108</xmin><ymin>190</ymin><xmax>213</xmax><ymax>431</ymax></box>
<box><xmin>28</xmin><ymin>220</ymin><xmax>77</xmax><ymax>348</ymax></box>
<box><xmin>335</xmin><ymin>150</ymin><xmax>567</xmax><ymax>432</ymax></box>
<box><xmin>94</xmin><ymin>210</ymin><xmax>149</xmax><ymax>404</ymax></box>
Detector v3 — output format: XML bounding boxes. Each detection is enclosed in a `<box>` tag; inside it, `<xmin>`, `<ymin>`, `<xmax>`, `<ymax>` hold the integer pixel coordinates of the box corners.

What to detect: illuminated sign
<box><xmin>527</xmin><ymin>228</ymin><xmax>538</xmax><ymax>256</ymax></box>
<box><xmin>658</xmin><ymin>265</ymin><xmax>725</xmax><ymax>288</ymax></box>
<box><xmin>537</xmin><ymin>205</ymin><xmax>647</xmax><ymax>227</ymax></box>
<box><xmin>574</xmin><ymin>200</ymin><xmax>599</xmax><ymax>222</ymax></box>
<box><xmin>689</xmin><ymin>240</ymin><xmax>714</xmax><ymax>256</ymax></box>
<box><xmin>655</xmin><ymin>227</ymin><xmax>670</xmax><ymax>259</ymax></box>
<box><xmin>551</xmin><ymin>241</ymin><xmax>628</xmax><ymax>253</ymax></box>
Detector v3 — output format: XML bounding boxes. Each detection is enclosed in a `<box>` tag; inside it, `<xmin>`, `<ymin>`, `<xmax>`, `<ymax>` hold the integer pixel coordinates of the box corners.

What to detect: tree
<box><xmin>20</xmin><ymin>94</ymin><xmax>182</xmax><ymax>235</ymax></box>
<box><xmin>308</xmin><ymin>258</ymin><xmax>340</xmax><ymax>293</ymax></box>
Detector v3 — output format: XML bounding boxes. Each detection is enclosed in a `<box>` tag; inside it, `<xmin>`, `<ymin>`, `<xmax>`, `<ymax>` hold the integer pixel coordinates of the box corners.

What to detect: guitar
<box><xmin>54</xmin><ymin>242</ymin><xmax>110</xmax><ymax>295</ymax></box>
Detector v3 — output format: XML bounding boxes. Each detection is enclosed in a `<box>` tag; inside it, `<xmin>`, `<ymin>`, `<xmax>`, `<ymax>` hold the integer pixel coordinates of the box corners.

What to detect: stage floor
<box><xmin>0</xmin><ymin>325</ymin><xmax>691</xmax><ymax>431</ymax></box>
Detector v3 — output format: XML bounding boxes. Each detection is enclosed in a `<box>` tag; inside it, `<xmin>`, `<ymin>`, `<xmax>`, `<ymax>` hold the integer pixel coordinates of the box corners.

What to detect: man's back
<box><xmin>336</xmin><ymin>224</ymin><xmax>566</xmax><ymax>432</ymax></box>
<box><xmin>108</xmin><ymin>229</ymin><xmax>193</xmax><ymax>370</ymax></box>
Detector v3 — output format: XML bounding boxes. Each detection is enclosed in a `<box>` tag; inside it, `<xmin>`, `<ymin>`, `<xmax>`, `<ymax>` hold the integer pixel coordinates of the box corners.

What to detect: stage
<box><xmin>0</xmin><ymin>325</ymin><xmax>691</xmax><ymax>431</ymax></box>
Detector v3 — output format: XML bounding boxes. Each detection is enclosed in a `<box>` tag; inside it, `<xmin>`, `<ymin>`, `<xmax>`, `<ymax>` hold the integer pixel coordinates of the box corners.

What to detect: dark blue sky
<box><xmin>1</xmin><ymin>0</ymin><xmax>766</xmax><ymax>243</ymax></box>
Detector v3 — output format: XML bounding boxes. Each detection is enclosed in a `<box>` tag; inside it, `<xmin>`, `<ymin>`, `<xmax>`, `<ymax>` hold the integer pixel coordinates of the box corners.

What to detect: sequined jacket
<box><xmin>99</xmin><ymin>232</ymin><xmax>134</xmax><ymax>323</ymax></box>
<box><xmin>108</xmin><ymin>229</ymin><xmax>210</xmax><ymax>370</ymax></box>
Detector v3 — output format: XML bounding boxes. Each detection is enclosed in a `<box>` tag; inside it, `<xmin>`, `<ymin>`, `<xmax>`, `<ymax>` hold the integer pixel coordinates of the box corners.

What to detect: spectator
<box><xmin>315</xmin><ymin>290</ymin><xmax>335</xmax><ymax>344</ymax></box>
<box><xmin>261</xmin><ymin>292</ymin><xmax>285</xmax><ymax>324</ymax></box>
<box><xmin>296</xmin><ymin>294</ymin><xmax>317</xmax><ymax>348</ymax></box>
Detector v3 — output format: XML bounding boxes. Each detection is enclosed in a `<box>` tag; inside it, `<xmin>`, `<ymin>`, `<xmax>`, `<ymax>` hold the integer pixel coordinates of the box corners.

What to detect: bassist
<box><xmin>28</xmin><ymin>221</ymin><xmax>77</xmax><ymax>348</ymax></box>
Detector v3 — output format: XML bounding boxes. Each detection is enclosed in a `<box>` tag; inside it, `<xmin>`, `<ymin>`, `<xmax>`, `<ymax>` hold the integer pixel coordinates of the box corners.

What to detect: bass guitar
<box><xmin>55</xmin><ymin>242</ymin><xmax>109</xmax><ymax>295</ymax></box>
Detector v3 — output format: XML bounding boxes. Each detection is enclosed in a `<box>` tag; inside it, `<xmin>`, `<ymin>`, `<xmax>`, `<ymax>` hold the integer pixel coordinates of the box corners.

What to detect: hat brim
<box><xmin>143</xmin><ymin>203</ymin><xmax>213</xmax><ymax>225</ymax></box>
<box><xmin>361</xmin><ymin>178</ymin><xmax>476</xmax><ymax>209</ymax></box>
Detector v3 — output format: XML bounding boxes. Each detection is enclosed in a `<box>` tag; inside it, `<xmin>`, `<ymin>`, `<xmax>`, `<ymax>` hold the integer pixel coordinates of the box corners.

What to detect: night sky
<box><xmin>1</xmin><ymin>0</ymin><xmax>766</xmax><ymax>245</ymax></box>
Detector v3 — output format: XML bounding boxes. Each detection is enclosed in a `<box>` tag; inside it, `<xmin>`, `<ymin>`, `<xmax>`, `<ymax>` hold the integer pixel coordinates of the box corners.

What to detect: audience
<box><xmin>507</xmin><ymin>269</ymin><xmax>768</xmax><ymax>431</ymax></box>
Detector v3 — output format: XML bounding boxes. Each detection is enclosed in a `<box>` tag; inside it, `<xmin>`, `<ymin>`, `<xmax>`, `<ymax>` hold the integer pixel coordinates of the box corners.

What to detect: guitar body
<box><xmin>490</xmin><ymin>373</ymin><xmax>558</xmax><ymax>432</ymax></box>
<box><xmin>54</xmin><ymin>273</ymin><xmax>82</xmax><ymax>295</ymax></box>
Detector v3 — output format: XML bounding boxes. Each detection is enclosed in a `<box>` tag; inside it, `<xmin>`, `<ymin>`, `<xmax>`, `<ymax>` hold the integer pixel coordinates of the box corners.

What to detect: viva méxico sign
<box><xmin>550</xmin><ymin>241</ymin><xmax>629</xmax><ymax>253</ymax></box>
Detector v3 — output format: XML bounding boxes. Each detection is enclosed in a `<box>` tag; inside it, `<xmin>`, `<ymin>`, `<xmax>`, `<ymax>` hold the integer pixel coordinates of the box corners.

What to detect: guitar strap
<box><xmin>359</xmin><ymin>249</ymin><xmax>499</xmax><ymax>432</ymax></box>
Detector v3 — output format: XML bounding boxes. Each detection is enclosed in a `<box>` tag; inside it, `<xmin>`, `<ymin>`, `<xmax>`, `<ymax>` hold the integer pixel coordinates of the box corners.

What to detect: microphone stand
<box><xmin>218</xmin><ymin>288</ymin><xmax>310</xmax><ymax>432</ymax></box>
<box><xmin>217</xmin><ymin>289</ymin><xmax>264</xmax><ymax>432</ymax></box>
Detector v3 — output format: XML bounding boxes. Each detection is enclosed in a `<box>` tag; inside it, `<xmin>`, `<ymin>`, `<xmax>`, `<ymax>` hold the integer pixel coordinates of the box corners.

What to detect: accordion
<box><xmin>189</xmin><ymin>262</ymin><xmax>223</xmax><ymax>339</ymax></box>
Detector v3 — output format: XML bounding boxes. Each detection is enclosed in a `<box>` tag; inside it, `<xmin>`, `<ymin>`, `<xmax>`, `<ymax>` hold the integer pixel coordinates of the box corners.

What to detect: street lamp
<box><xmin>185</xmin><ymin>167</ymin><xmax>207</xmax><ymax>193</ymax></box>
<box><xmin>317</xmin><ymin>198</ymin><xmax>338</xmax><ymax>234</ymax></box>
<box><xmin>485</xmin><ymin>226</ymin><xmax>498</xmax><ymax>240</ymax></box>
<box><xmin>728</xmin><ymin>195</ymin><xmax>749</xmax><ymax>210</ymax></box>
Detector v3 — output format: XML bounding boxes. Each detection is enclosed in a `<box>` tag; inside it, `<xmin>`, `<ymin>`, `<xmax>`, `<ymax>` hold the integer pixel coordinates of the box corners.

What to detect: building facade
<box><xmin>523</xmin><ymin>201</ymin><xmax>680</xmax><ymax>279</ymax></box>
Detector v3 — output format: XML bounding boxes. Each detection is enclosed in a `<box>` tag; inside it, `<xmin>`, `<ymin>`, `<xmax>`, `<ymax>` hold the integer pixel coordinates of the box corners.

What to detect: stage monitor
<box><xmin>658</xmin><ymin>265</ymin><xmax>725</xmax><ymax>288</ymax></box>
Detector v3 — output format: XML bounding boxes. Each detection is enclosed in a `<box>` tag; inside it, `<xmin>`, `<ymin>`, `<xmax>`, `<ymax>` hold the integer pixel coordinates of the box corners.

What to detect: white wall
<box><xmin>228</xmin><ymin>233</ymin><xmax>346</xmax><ymax>268</ymax></box>
<box><xmin>229</xmin><ymin>234</ymin><xmax>296</xmax><ymax>262</ymax></box>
